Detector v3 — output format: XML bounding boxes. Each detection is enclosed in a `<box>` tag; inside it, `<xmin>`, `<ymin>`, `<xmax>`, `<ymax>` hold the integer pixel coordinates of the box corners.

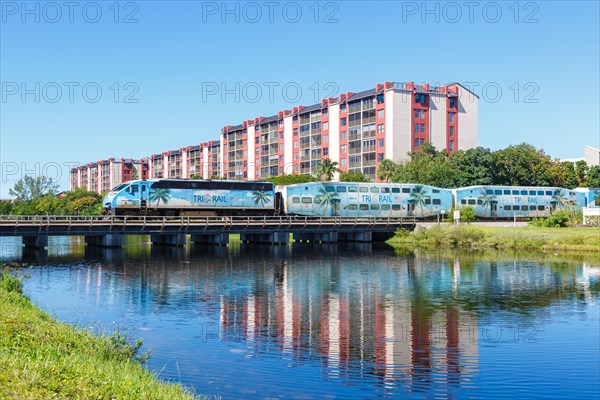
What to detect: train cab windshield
<box><xmin>110</xmin><ymin>183</ymin><xmax>128</xmax><ymax>193</ymax></box>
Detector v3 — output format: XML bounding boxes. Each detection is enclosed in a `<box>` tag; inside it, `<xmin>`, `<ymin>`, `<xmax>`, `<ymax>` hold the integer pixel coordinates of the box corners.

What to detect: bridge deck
<box><xmin>0</xmin><ymin>215</ymin><xmax>416</xmax><ymax>236</ymax></box>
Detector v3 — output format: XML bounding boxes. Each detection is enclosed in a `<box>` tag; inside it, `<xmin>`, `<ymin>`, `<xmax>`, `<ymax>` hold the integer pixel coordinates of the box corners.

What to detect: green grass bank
<box><xmin>388</xmin><ymin>225</ymin><xmax>600</xmax><ymax>253</ymax></box>
<box><xmin>0</xmin><ymin>271</ymin><xmax>195</xmax><ymax>400</ymax></box>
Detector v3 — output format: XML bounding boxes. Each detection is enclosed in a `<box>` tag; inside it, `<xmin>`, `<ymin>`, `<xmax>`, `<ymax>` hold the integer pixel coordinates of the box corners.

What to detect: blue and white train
<box><xmin>102</xmin><ymin>179</ymin><xmax>596</xmax><ymax>218</ymax></box>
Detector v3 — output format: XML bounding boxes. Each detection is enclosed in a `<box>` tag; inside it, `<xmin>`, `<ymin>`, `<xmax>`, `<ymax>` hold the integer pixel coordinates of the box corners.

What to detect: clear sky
<box><xmin>1</xmin><ymin>0</ymin><xmax>599</xmax><ymax>195</ymax></box>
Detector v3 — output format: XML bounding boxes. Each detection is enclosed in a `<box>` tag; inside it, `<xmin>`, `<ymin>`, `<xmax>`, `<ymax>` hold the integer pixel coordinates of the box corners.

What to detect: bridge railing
<box><xmin>0</xmin><ymin>215</ymin><xmax>417</xmax><ymax>227</ymax></box>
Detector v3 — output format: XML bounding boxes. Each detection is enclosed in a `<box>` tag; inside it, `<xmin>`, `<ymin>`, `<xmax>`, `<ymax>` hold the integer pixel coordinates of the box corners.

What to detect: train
<box><xmin>102</xmin><ymin>179</ymin><xmax>599</xmax><ymax>219</ymax></box>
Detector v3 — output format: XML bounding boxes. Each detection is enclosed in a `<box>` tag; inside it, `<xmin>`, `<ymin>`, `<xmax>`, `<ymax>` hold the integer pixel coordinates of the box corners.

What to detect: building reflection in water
<box><xmin>14</xmin><ymin>238</ymin><xmax>600</xmax><ymax>398</ymax></box>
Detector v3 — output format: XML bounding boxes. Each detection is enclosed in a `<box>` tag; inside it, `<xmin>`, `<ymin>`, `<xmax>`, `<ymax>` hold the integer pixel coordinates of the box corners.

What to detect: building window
<box><xmin>449</xmin><ymin>97</ymin><xmax>456</xmax><ymax>108</ymax></box>
<box><xmin>377</xmin><ymin>124</ymin><xmax>384</xmax><ymax>134</ymax></box>
<box><xmin>377</xmin><ymin>94</ymin><xmax>384</xmax><ymax>104</ymax></box>
<box><xmin>449</xmin><ymin>112</ymin><xmax>455</xmax><ymax>122</ymax></box>
<box><xmin>377</xmin><ymin>109</ymin><xmax>384</xmax><ymax>119</ymax></box>
<box><xmin>323</xmin><ymin>134</ymin><xmax>329</xmax><ymax>143</ymax></box>
<box><xmin>323</xmin><ymin>108</ymin><xmax>328</xmax><ymax>115</ymax></box>
<box><xmin>449</xmin><ymin>140</ymin><xmax>455</xmax><ymax>151</ymax></box>
<box><xmin>377</xmin><ymin>153</ymin><xmax>384</xmax><ymax>162</ymax></box>
<box><xmin>414</xmin><ymin>123</ymin><xmax>425</xmax><ymax>133</ymax></box>
<box><xmin>415</xmin><ymin>109</ymin><xmax>425</xmax><ymax>119</ymax></box>
<box><xmin>341</xmin><ymin>117</ymin><xmax>347</xmax><ymax>127</ymax></box>
<box><xmin>341</xmin><ymin>145</ymin><xmax>347</xmax><ymax>154</ymax></box>
<box><xmin>279</xmin><ymin>144</ymin><xmax>284</xmax><ymax>151</ymax></box>
<box><xmin>415</xmin><ymin>94</ymin><xmax>426</xmax><ymax>105</ymax></box>
<box><xmin>293</xmin><ymin>116</ymin><xmax>298</xmax><ymax>123</ymax></box>
<box><xmin>293</xmin><ymin>165</ymin><xmax>299</xmax><ymax>173</ymax></box>
<box><xmin>449</xmin><ymin>126</ymin><xmax>454</xmax><ymax>136</ymax></box>
<box><xmin>280</xmin><ymin>132</ymin><xmax>284</xmax><ymax>139</ymax></box>
<box><xmin>323</xmin><ymin>122</ymin><xmax>329</xmax><ymax>131</ymax></box>
<box><xmin>420</xmin><ymin>138</ymin><xmax>425</xmax><ymax>145</ymax></box>
<box><xmin>414</xmin><ymin>139</ymin><xmax>420</xmax><ymax>148</ymax></box>
<box><xmin>294</xmin><ymin>141</ymin><xmax>298</xmax><ymax>148</ymax></box>
<box><xmin>341</xmin><ymin>158</ymin><xmax>347</xmax><ymax>166</ymax></box>
<box><xmin>255</xmin><ymin>137</ymin><xmax>259</xmax><ymax>144</ymax></box>
<box><xmin>323</xmin><ymin>147</ymin><xmax>329</xmax><ymax>156</ymax></box>
<box><xmin>294</xmin><ymin>128</ymin><xmax>298</xmax><ymax>136</ymax></box>
<box><xmin>279</xmin><ymin>155</ymin><xmax>284</xmax><ymax>162</ymax></box>
<box><xmin>341</xmin><ymin>131</ymin><xmax>347</xmax><ymax>140</ymax></box>
<box><xmin>341</xmin><ymin>104</ymin><xmax>346</xmax><ymax>111</ymax></box>
<box><xmin>378</xmin><ymin>139</ymin><xmax>384</xmax><ymax>148</ymax></box>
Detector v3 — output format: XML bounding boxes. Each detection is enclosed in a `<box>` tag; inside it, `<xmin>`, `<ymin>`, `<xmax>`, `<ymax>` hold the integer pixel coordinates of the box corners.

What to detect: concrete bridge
<box><xmin>0</xmin><ymin>215</ymin><xmax>416</xmax><ymax>248</ymax></box>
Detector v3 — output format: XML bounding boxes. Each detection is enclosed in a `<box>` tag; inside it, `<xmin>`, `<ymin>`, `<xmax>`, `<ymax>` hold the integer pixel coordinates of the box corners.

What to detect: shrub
<box><xmin>445</xmin><ymin>206</ymin><xmax>477</xmax><ymax>223</ymax></box>
<box><xmin>530</xmin><ymin>209</ymin><xmax>583</xmax><ymax>228</ymax></box>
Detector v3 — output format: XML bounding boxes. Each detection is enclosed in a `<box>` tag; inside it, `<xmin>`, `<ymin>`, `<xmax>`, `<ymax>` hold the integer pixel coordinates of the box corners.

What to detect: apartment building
<box><xmin>70</xmin><ymin>158</ymin><xmax>148</xmax><ymax>193</ymax></box>
<box><xmin>71</xmin><ymin>81</ymin><xmax>478</xmax><ymax>193</ymax></box>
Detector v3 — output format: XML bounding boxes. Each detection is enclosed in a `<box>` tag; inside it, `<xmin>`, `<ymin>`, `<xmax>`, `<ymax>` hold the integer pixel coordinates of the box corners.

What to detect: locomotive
<box><xmin>102</xmin><ymin>179</ymin><xmax>595</xmax><ymax>219</ymax></box>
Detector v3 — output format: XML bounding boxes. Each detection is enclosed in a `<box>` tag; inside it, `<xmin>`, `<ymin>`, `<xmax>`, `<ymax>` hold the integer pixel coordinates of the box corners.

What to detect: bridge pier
<box><xmin>191</xmin><ymin>233</ymin><xmax>229</xmax><ymax>246</ymax></box>
<box><xmin>240</xmin><ymin>232</ymin><xmax>289</xmax><ymax>244</ymax></box>
<box><xmin>338</xmin><ymin>231</ymin><xmax>373</xmax><ymax>242</ymax></box>
<box><xmin>22</xmin><ymin>235</ymin><xmax>48</xmax><ymax>249</ymax></box>
<box><xmin>151</xmin><ymin>234</ymin><xmax>187</xmax><ymax>247</ymax></box>
<box><xmin>293</xmin><ymin>232</ymin><xmax>338</xmax><ymax>243</ymax></box>
<box><xmin>85</xmin><ymin>234</ymin><xmax>126</xmax><ymax>248</ymax></box>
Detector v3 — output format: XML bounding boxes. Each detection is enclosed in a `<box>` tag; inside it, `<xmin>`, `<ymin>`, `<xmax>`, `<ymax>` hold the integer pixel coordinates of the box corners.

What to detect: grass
<box><xmin>388</xmin><ymin>224</ymin><xmax>600</xmax><ymax>253</ymax></box>
<box><xmin>0</xmin><ymin>270</ymin><xmax>196</xmax><ymax>400</ymax></box>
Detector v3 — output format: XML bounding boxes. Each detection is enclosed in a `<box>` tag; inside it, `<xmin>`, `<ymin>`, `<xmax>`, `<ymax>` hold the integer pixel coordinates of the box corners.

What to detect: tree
<box><xmin>267</xmin><ymin>174</ymin><xmax>318</xmax><ymax>186</ymax></box>
<box><xmin>339</xmin><ymin>171</ymin><xmax>370</xmax><ymax>182</ymax></box>
<box><xmin>314</xmin><ymin>159</ymin><xmax>340</xmax><ymax>181</ymax></box>
<box><xmin>149</xmin><ymin>188</ymin><xmax>171</xmax><ymax>206</ymax></box>
<box><xmin>377</xmin><ymin>159</ymin><xmax>398</xmax><ymax>183</ymax></box>
<box><xmin>588</xmin><ymin>166</ymin><xmax>600</xmax><ymax>188</ymax></box>
<box><xmin>9</xmin><ymin>176</ymin><xmax>59</xmax><ymax>201</ymax></box>
<box><xmin>131</xmin><ymin>167</ymin><xmax>139</xmax><ymax>180</ymax></box>
<box><xmin>493</xmin><ymin>143</ymin><xmax>553</xmax><ymax>186</ymax></box>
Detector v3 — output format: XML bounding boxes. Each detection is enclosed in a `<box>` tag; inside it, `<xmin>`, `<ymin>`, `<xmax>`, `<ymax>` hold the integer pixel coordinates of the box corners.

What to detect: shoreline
<box><xmin>0</xmin><ymin>271</ymin><xmax>196</xmax><ymax>400</ymax></box>
<box><xmin>387</xmin><ymin>225</ymin><xmax>600</xmax><ymax>254</ymax></box>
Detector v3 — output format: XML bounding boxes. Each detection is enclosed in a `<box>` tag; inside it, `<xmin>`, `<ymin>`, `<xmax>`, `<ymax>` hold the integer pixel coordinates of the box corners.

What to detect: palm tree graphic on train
<box><xmin>478</xmin><ymin>190</ymin><xmax>497</xmax><ymax>217</ymax></box>
<box><xmin>551</xmin><ymin>191</ymin><xmax>572</xmax><ymax>211</ymax></box>
<box><xmin>252</xmin><ymin>190</ymin><xmax>272</xmax><ymax>206</ymax></box>
<box><xmin>592</xmin><ymin>190</ymin><xmax>600</xmax><ymax>206</ymax></box>
<box><xmin>149</xmin><ymin>188</ymin><xmax>171</xmax><ymax>206</ymax></box>
<box><xmin>315</xmin><ymin>187</ymin><xmax>340</xmax><ymax>216</ymax></box>
<box><xmin>409</xmin><ymin>185</ymin><xmax>430</xmax><ymax>217</ymax></box>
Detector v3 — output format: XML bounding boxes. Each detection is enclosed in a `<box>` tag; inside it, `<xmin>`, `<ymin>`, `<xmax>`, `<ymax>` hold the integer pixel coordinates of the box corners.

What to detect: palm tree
<box><xmin>409</xmin><ymin>185</ymin><xmax>430</xmax><ymax>217</ymax></box>
<box><xmin>315</xmin><ymin>187</ymin><xmax>340</xmax><ymax>216</ymax></box>
<box><xmin>149</xmin><ymin>188</ymin><xmax>171</xmax><ymax>206</ymax></box>
<box><xmin>315</xmin><ymin>159</ymin><xmax>340</xmax><ymax>181</ymax></box>
<box><xmin>252</xmin><ymin>190</ymin><xmax>271</xmax><ymax>206</ymax></box>
<box><xmin>478</xmin><ymin>190</ymin><xmax>497</xmax><ymax>217</ymax></box>
<box><xmin>592</xmin><ymin>190</ymin><xmax>600</xmax><ymax>206</ymax></box>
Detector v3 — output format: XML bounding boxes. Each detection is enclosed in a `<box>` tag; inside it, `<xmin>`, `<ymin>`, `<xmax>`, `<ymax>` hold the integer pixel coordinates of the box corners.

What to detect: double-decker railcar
<box><xmin>281</xmin><ymin>182</ymin><xmax>453</xmax><ymax>218</ymax></box>
<box><xmin>454</xmin><ymin>185</ymin><xmax>587</xmax><ymax>219</ymax></box>
<box><xmin>574</xmin><ymin>187</ymin><xmax>600</xmax><ymax>207</ymax></box>
<box><xmin>103</xmin><ymin>179</ymin><xmax>278</xmax><ymax>216</ymax></box>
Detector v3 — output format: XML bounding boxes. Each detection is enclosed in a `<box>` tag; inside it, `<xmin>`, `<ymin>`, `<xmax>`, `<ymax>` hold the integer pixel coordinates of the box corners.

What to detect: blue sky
<box><xmin>1</xmin><ymin>1</ymin><xmax>599</xmax><ymax>195</ymax></box>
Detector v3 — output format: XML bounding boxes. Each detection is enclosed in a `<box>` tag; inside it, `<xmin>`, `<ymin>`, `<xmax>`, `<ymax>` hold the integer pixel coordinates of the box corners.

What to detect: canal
<box><xmin>2</xmin><ymin>236</ymin><xmax>599</xmax><ymax>399</ymax></box>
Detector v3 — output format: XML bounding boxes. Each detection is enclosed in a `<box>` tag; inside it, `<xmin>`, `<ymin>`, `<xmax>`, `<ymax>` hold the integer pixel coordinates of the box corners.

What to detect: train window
<box><xmin>392</xmin><ymin>205</ymin><xmax>401</xmax><ymax>211</ymax></box>
<box><xmin>402</xmin><ymin>188</ymin><xmax>411</xmax><ymax>193</ymax></box>
<box><xmin>504</xmin><ymin>205</ymin><xmax>511</xmax><ymax>211</ymax></box>
<box><xmin>528</xmin><ymin>190</ymin><xmax>536</xmax><ymax>195</ymax></box>
<box><xmin>348</xmin><ymin>204</ymin><xmax>358</xmax><ymax>210</ymax></box>
<box><xmin>359</xmin><ymin>204</ymin><xmax>369</xmax><ymax>210</ymax></box>
<box><xmin>432</xmin><ymin>189</ymin><xmax>440</xmax><ymax>193</ymax></box>
<box><xmin>520</xmin><ymin>190</ymin><xmax>527</xmax><ymax>195</ymax></box>
<box><xmin>370</xmin><ymin>187</ymin><xmax>379</xmax><ymax>193</ymax></box>
<box><xmin>545</xmin><ymin>191</ymin><xmax>552</xmax><ymax>196</ymax></box>
<box><xmin>315</xmin><ymin>196</ymin><xmax>322</xmax><ymax>203</ymax></box>
<box><xmin>301</xmin><ymin>197</ymin><xmax>313</xmax><ymax>204</ymax></box>
<box><xmin>537</xmin><ymin>191</ymin><xmax>544</xmax><ymax>195</ymax></box>
<box><xmin>432</xmin><ymin>199</ymin><xmax>441</xmax><ymax>205</ymax></box>
<box><xmin>521</xmin><ymin>206</ymin><xmax>529</xmax><ymax>211</ymax></box>
<box><xmin>468</xmin><ymin>199</ymin><xmax>476</xmax><ymax>205</ymax></box>
<box><xmin>348</xmin><ymin>186</ymin><xmax>357</xmax><ymax>192</ymax></box>
<box><xmin>425</xmin><ymin>199</ymin><xmax>431</xmax><ymax>205</ymax></box>
<box><xmin>391</xmin><ymin>188</ymin><xmax>400</xmax><ymax>193</ymax></box>
<box><xmin>513</xmin><ymin>205</ymin><xmax>520</xmax><ymax>210</ymax></box>
<box><xmin>381</xmin><ymin>187</ymin><xmax>390</xmax><ymax>193</ymax></box>
<box><xmin>512</xmin><ymin>190</ymin><xmax>519</xmax><ymax>195</ymax></box>
<box><xmin>359</xmin><ymin>187</ymin><xmax>369</xmax><ymax>193</ymax></box>
<box><xmin>325</xmin><ymin>186</ymin><xmax>335</xmax><ymax>193</ymax></box>
<box><xmin>371</xmin><ymin>204</ymin><xmax>380</xmax><ymax>210</ymax></box>
<box><xmin>381</xmin><ymin>204</ymin><xmax>390</xmax><ymax>210</ymax></box>
<box><xmin>477</xmin><ymin>199</ymin><xmax>483</xmax><ymax>205</ymax></box>
<box><xmin>494</xmin><ymin>190</ymin><xmax>502</xmax><ymax>195</ymax></box>
<box><xmin>461</xmin><ymin>199</ymin><xmax>467</xmax><ymax>204</ymax></box>
<box><xmin>503</xmin><ymin>190</ymin><xmax>510</xmax><ymax>195</ymax></box>
<box><xmin>292</xmin><ymin>197</ymin><xmax>300</xmax><ymax>203</ymax></box>
<box><xmin>126</xmin><ymin>185</ymin><xmax>139</xmax><ymax>194</ymax></box>
<box><xmin>336</xmin><ymin>186</ymin><xmax>347</xmax><ymax>193</ymax></box>
<box><xmin>486</xmin><ymin>189</ymin><xmax>493</xmax><ymax>195</ymax></box>
<box><xmin>538</xmin><ymin>206</ymin><xmax>545</xmax><ymax>211</ymax></box>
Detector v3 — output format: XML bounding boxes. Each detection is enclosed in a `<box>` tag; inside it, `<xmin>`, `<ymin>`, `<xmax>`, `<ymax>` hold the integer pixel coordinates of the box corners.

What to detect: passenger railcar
<box><xmin>281</xmin><ymin>182</ymin><xmax>453</xmax><ymax>218</ymax></box>
<box><xmin>103</xmin><ymin>179</ymin><xmax>278</xmax><ymax>216</ymax></box>
<box><xmin>573</xmin><ymin>188</ymin><xmax>600</xmax><ymax>207</ymax></box>
<box><xmin>454</xmin><ymin>185</ymin><xmax>587</xmax><ymax>219</ymax></box>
